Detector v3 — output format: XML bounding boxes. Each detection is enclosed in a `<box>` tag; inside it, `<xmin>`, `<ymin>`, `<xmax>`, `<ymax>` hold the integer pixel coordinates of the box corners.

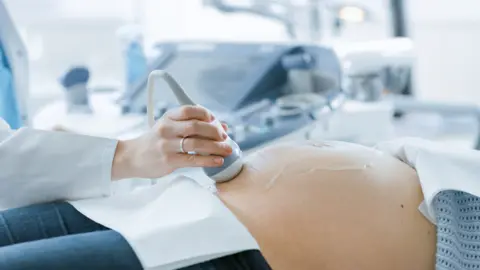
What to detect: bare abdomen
<box><xmin>217</xmin><ymin>141</ymin><xmax>436</xmax><ymax>270</ymax></box>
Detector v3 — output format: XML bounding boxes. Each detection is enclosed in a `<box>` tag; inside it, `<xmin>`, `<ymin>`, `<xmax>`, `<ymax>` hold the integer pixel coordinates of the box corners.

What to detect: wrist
<box><xmin>111</xmin><ymin>139</ymin><xmax>136</xmax><ymax>181</ymax></box>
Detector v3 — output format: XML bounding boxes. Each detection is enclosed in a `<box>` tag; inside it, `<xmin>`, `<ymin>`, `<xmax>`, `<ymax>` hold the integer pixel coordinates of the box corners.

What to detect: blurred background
<box><xmin>2</xmin><ymin>0</ymin><xmax>480</xmax><ymax>151</ymax></box>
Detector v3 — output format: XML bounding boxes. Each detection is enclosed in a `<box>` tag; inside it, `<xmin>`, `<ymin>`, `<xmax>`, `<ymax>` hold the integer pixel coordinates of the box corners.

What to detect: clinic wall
<box><xmin>408</xmin><ymin>0</ymin><xmax>480</xmax><ymax>103</ymax></box>
<box><xmin>140</xmin><ymin>0</ymin><xmax>288</xmax><ymax>45</ymax></box>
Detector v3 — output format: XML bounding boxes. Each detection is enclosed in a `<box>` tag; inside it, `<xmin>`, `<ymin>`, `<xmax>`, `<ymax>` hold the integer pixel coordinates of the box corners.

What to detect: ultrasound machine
<box><xmin>33</xmin><ymin>42</ymin><xmax>344</xmax><ymax>152</ymax></box>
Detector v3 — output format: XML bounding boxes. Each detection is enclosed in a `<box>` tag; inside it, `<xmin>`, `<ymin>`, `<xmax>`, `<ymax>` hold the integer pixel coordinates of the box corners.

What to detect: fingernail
<box><xmin>210</xmin><ymin>114</ymin><xmax>216</xmax><ymax>122</ymax></box>
<box><xmin>222</xmin><ymin>133</ymin><xmax>228</xmax><ymax>140</ymax></box>
<box><xmin>214</xmin><ymin>157</ymin><xmax>224</xmax><ymax>164</ymax></box>
<box><xmin>222</xmin><ymin>143</ymin><xmax>233</xmax><ymax>153</ymax></box>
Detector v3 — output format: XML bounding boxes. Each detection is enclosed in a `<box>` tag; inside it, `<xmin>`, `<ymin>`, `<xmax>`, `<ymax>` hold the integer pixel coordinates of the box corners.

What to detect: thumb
<box><xmin>172</xmin><ymin>153</ymin><xmax>224</xmax><ymax>169</ymax></box>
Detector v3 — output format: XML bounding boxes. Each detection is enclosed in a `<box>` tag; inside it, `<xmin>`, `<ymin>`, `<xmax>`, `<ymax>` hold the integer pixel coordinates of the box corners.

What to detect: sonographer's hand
<box><xmin>111</xmin><ymin>105</ymin><xmax>232</xmax><ymax>180</ymax></box>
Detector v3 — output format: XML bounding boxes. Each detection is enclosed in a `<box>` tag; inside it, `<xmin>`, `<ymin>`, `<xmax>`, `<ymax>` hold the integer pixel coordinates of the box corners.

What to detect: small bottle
<box><xmin>117</xmin><ymin>25</ymin><xmax>148</xmax><ymax>110</ymax></box>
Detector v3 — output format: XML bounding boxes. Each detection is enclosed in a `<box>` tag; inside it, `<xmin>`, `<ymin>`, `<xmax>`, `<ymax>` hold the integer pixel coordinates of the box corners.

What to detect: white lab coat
<box><xmin>0</xmin><ymin>119</ymin><xmax>117</xmax><ymax>210</ymax></box>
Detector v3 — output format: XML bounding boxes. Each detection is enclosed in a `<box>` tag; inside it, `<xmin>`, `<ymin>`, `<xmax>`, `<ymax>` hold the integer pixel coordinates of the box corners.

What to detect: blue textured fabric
<box><xmin>0</xmin><ymin>42</ymin><xmax>21</xmax><ymax>129</ymax></box>
<box><xmin>434</xmin><ymin>190</ymin><xmax>480</xmax><ymax>270</ymax></box>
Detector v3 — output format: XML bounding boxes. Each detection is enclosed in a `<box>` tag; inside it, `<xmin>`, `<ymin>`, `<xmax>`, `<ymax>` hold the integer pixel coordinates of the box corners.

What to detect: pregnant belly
<box><xmin>217</xmin><ymin>141</ymin><xmax>436</xmax><ymax>270</ymax></box>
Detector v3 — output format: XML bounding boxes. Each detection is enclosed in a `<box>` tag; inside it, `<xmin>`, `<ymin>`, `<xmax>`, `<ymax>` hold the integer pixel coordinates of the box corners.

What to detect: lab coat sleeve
<box><xmin>0</xmin><ymin>127</ymin><xmax>118</xmax><ymax>210</ymax></box>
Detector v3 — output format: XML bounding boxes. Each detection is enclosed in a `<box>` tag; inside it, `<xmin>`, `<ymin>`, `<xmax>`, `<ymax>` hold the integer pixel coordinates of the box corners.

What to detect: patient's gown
<box><xmin>398</xmin><ymin>141</ymin><xmax>480</xmax><ymax>270</ymax></box>
<box><xmin>434</xmin><ymin>191</ymin><xmax>480</xmax><ymax>270</ymax></box>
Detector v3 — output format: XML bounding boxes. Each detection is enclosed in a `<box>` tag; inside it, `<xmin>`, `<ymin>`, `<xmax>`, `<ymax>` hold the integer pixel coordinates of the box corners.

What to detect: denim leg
<box><xmin>0</xmin><ymin>230</ymin><xmax>143</xmax><ymax>270</ymax></box>
<box><xmin>0</xmin><ymin>203</ymin><xmax>270</xmax><ymax>270</ymax></box>
<box><xmin>0</xmin><ymin>202</ymin><xmax>106</xmax><ymax>247</ymax></box>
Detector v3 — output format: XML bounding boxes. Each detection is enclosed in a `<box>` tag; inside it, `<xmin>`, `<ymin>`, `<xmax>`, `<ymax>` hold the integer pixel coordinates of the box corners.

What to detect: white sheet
<box><xmin>376</xmin><ymin>138</ymin><xmax>480</xmax><ymax>224</ymax></box>
<box><xmin>70</xmin><ymin>175</ymin><xmax>259</xmax><ymax>270</ymax></box>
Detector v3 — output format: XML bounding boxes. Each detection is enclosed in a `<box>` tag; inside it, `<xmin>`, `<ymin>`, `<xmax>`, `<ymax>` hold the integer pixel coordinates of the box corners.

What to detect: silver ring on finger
<box><xmin>180</xmin><ymin>137</ymin><xmax>187</xmax><ymax>154</ymax></box>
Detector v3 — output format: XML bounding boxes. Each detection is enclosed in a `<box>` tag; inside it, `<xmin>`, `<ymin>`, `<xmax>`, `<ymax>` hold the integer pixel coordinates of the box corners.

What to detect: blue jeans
<box><xmin>0</xmin><ymin>202</ymin><xmax>270</xmax><ymax>270</ymax></box>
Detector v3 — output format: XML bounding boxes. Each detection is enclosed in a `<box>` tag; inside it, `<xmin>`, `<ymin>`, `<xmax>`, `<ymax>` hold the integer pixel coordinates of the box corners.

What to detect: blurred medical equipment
<box><xmin>27</xmin><ymin>0</ymin><xmax>480</xmax><ymax>151</ymax></box>
<box><xmin>60</xmin><ymin>66</ymin><xmax>92</xmax><ymax>114</ymax></box>
<box><xmin>0</xmin><ymin>0</ymin><xmax>28</xmax><ymax>128</ymax></box>
<box><xmin>199</xmin><ymin>0</ymin><xmax>419</xmax><ymax>147</ymax></box>
<box><xmin>147</xmin><ymin>70</ymin><xmax>244</xmax><ymax>183</ymax></box>
<box><xmin>34</xmin><ymin>42</ymin><xmax>344</xmax><ymax>153</ymax></box>
<box><xmin>337</xmin><ymin>38</ymin><xmax>413</xmax><ymax>101</ymax></box>
<box><xmin>297</xmin><ymin>38</ymin><xmax>410</xmax><ymax>145</ymax></box>
<box><xmin>30</xmin><ymin>0</ymin><xmax>394</xmax><ymax>150</ymax></box>
<box><xmin>334</xmin><ymin>38</ymin><xmax>480</xmax><ymax>149</ymax></box>
<box><xmin>143</xmin><ymin>42</ymin><xmax>341</xmax><ymax>153</ymax></box>
<box><xmin>116</xmin><ymin>24</ymin><xmax>148</xmax><ymax>97</ymax></box>
<box><xmin>32</xmin><ymin>38</ymin><xmax>480</xmax><ymax>151</ymax></box>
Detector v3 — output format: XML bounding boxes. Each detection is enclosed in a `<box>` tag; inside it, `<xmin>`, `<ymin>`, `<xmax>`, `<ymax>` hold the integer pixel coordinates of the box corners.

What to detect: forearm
<box><xmin>0</xmin><ymin>128</ymin><xmax>115</xmax><ymax>209</ymax></box>
<box><xmin>111</xmin><ymin>140</ymin><xmax>137</xmax><ymax>181</ymax></box>
<box><xmin>50</xmin><ymin>126</ymin><xmax>134</xmax><ymax>182</ymax></box>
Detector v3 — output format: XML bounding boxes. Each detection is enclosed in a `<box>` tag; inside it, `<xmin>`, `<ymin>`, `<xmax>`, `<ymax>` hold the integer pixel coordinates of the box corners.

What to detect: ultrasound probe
<box><xmin>146</xmin><ymin>70</ymin><xmax>244</xmax><ymax>183</ymax></box>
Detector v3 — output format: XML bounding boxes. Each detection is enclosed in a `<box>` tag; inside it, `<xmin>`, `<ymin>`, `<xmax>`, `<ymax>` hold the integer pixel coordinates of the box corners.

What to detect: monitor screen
<box><xmin>131</xmin><ymin>52</ymin><xmax>267</xmax><ymax>112</ymax></box>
